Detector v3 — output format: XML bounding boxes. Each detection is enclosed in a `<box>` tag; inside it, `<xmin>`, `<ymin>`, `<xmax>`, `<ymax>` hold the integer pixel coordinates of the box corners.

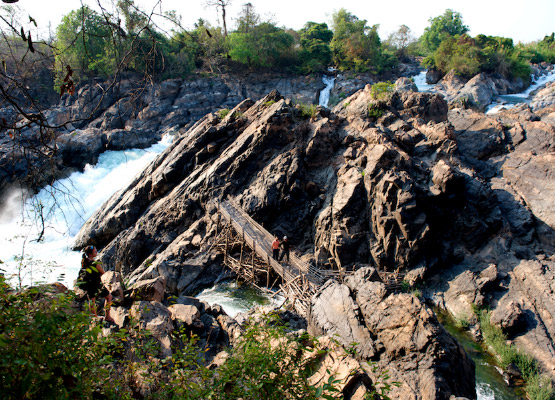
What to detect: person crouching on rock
<box><xmin>272</xmin><ymin>235</ymin><xmax>280</xmax><ymax>260</ymax></box>
<box><xmin>77</xmin><ymin>245</ymin><xmax>114</xmax><ymax>323</ymax></box>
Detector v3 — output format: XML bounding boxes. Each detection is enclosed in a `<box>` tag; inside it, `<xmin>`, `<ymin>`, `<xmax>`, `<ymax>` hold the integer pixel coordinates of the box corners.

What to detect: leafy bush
<box><xmin>367</xmin><ymin>102</ymin><xmax>385</xmax><ymax>120</ymax></box>
<box><xmin>296</xmin><ymin>102</ymin><xmax>318</xmax><ymax>120</ymax></box>
<box><xmin>0</xmin><ymin>276</ymin><xmax>396</xmax><ymax>399</ymax></box>
<box><xmin>371</xmin><ymin>81</ymin><xmax>395</xmax><ymax>100</ymax></box>
<box><xmin>217</xmin><ymin>108</ymin><xmax>231</xmax><ymax>119</ymax></box>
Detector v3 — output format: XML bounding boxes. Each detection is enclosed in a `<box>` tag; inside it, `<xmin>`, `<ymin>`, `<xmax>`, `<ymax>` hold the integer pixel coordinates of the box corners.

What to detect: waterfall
<box><xmin>318</xmin><ymin>68</ymin><xmax>336</xmax><ymax>107</ymax></box>
<box><xmin>0</xmin><ymin>135</ymin><xmax>172</xmax><ymax>289</ymax></box>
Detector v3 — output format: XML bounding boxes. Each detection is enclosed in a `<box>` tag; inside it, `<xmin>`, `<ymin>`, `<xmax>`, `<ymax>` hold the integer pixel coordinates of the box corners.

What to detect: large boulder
<box><xmin>308</xmin><ymin>268</ymin><xmax>476</xmax><ymax>400</ymax></box>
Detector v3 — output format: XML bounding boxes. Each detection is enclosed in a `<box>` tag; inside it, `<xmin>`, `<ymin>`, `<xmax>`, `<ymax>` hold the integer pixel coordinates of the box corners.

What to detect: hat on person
<box><xmin>283</xmin><ymin>236</ymin><xmax>287</xmax><ymax>240</ymax></box>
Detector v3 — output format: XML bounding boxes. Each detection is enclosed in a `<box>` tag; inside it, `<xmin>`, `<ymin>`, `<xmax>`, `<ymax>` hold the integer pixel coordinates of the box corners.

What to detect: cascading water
<box><xmin>318</xmin><ymin>68</ymin><xmax>336</xmax><ymax>107</ymax></box>
<box><xmin>412</xmin><ymin>70</ymin><xmax>436</xmax><ymax>93</ymax></box>
<box><xmin>0</xmin><ymin>135</ymin><xmax>172</xmax><ymax>289</ymax></box>
<box><xmin>412</xmin><ymin>68</ymin><xmax>555</xmax><ymax>114</ymax></box>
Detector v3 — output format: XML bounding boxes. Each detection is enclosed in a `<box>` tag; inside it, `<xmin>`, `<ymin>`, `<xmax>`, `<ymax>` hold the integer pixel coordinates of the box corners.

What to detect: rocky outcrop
<box><xmin>531</xmin><ymin>81</ymin><xmax>555</xmax><ymax>110</ymax></box>
<box><xmin>70</xmin><ymin>76</ymin><xmax>555</xmax><ymax>390</ymax></box>
<box><xmin>0</xmin><ymin>72</ymin><xmax>331</xmax><ymax>197</ymax></box>
<box><xmin>308</xmin><ymin>268</ymin><xmax>476</xmax><ymax>400</ymax></box>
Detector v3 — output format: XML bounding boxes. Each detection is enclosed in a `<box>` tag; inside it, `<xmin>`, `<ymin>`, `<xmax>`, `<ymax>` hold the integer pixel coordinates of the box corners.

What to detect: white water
<box><xmin>318</xmin><ymin>68</ymin><xmax>336</xmax><ymax>107</ymax></box>
<box><xmin>412</xmin><ymin>68</ymin><xmax>555</xmax><ymax>115</ymax></box>
<box><xmin>412</xmin><ymin>70</ymin><xmax>436</xmax><ymax>93</ymax></box>
<box><xmin>196</xmin><ymin>281</ymin><xmax>285</xmax><ymax>317</ymax></box>
<box><xmin>0</xmin><ymin>135</ymin><xmax>172</xmax><ymax>289</ymax></box>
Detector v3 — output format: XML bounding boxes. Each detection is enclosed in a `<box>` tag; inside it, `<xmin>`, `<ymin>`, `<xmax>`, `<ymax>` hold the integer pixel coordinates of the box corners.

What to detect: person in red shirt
<box><xmin>272</xmin><ymin>235</ymin><xmax>280</xmax><ymax>260</ymax></box>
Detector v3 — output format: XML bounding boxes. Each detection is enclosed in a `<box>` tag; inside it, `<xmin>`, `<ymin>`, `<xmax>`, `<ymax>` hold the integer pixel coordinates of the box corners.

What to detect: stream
<box><xmin>412</xmin><ymin>68</ymin><xmax>555</xmax><ymax>114</ymax></box>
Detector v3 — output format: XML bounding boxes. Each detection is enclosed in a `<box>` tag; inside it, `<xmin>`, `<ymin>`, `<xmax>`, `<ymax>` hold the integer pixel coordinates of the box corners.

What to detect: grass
<box><xmin>217</xmin><ymin>108</ymin><xmax>230</xmax><ymax>119</ymax></box>
<box><xmin>296</xmin><ymin>102</ymin><xmax>318</xmax><ymax>120</ymax></box>
<box><xmin>367</xmin><ymin>103</ymin><xmax>385</xmax><ymax>120</ymax></box>
<box><xmin>478</xmin><ymin>309</ymin><xmax>554</xmax><ymax>400</ymax></box>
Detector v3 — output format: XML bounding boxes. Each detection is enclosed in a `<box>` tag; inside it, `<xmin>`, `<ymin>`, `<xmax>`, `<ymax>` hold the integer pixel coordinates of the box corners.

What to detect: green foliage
<box><xmin>54</xmin><ymin>6</ymin><xmax>116</xmax><ymax>85</ymax></box>
<box><xmin>420</xmin><ymin>9</ymin><xmax>469</xmax><ymax>54</ymax></box>
<box><xmin>297</xmin><ymin>22</ymin><xmax>333</xmax><ymax>73</ymax></box>
<box><xmin>296</xmin><ymin>102</ymin><xmax>318</xmax><ymax>119</ymax></box>
<box><xmin>516</xmin><ymin>33</ymin><xmax>555</xmax><ymax>64</ymax></box>
<box><xmin>478</xmin><ymin>310</ymin><xmax>554</xmax><ymax>400</ymax></box>
<box><xmin>0</xmin><ymin>278</ymin><xmax>107</xmax><ymax>398</ymax></box>
<box><xmin>385</xmin><ymin>24</ymin><xmax>417</xmax><ymax>60</ymax></box>
<box><xmin>365</xmin><ymin>361</ymin><xmax>402</xmax><ymax>400</ymax></box>
<box><xmin>526</xmin><ymin>374</ymin><xmax>555</xmax><ymax>400</ymax></box>
<box><xmin>228</xmin><ymin>23</ymin><xmax>295</xmax><ymax>68</ymax></box>
<box><xmin>367</xmin><ymin>102</ymin><xmax>385</xmax><ymax>120</ymax></box>
<box><xmin>330</xmin><ymin>9</ymin><xmax>395</xmax><ymax>73</ymax></box>
<box><xmin>217</xmin><ymin>108</ymin><xmax>231</xmax><ymax>119</ymax></box>
<box><xmin>423</xmin><ymin>33</ymin><xmax>531</xmax><ymax>81</ymax></box>
<box><xmin>2</xmin><ymin>275</ymin><xmax>394</xmax><ymax>399</ymax></box>
<box><xmin>371</xmin><ymin>81</ymin><xmax>394</xmax><ymax>100</ymax></box>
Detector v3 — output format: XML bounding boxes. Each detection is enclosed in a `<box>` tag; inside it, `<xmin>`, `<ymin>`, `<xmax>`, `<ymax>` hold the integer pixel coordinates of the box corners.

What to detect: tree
<box><xmin>386</xmin><ymin>24</ymin><xmax>416</xmax><ymax>59</ymax></box>
<box><xmin>330</xmin><ymin>9</ymin><xmax>390</xmax><ymax>73</ymax></box>
<box><xmin>54</xmin><ymin>6</ymin><xmax>116</xmax><ymax>85</ymax></box>
<box><xmin>297</xmin><ymin>22</ymin><xmax>333</xmax><ymax>73</ymax></box>
<box><xmin>205</xmin><ymin>0</ymin><xmax>231</xmax><ymax>37</ymax></box>
<box><xmin>236</xmin><ymin>2</ymin><xmax>259</xmax><ymax>33</ymax></box>
<box><xmin>228</xmin><ymin>22</ymin><xmax>294</xmax><ymax>68</ymax></box>
<box><xmin>420</xmin><ymin>9</ymin><xmax>468</xmax><ymax>54</ymax></box>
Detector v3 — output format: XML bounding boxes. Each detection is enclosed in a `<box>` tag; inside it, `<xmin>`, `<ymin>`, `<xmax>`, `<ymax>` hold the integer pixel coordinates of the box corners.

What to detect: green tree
<box><xmin>54</xmin><ymin>6</ymin><xmax>116</xmax><ymax>85</ymax></box>
<box><xmin>330</xmin><ymin>9</ymin><xmax>392</xmax><ymax>73</ymax></box>
<box><xmin>227</xmin><ymin>5</ymin><xmax>294</xmax><ymax>68</ymax></box>
<box><xmin>420</xmin><ymin>9</ymin><xmax>469</xmax><ymax>54</ymax></box>
<box><xmin>297</xmin><ymin>22</ymin><xmax>333</xmax><ymax>73</ymax></box>
<box><xmin>386</xmin><ymin>24</ymin><xmax>417</xmax><ymax>60</ymax></box>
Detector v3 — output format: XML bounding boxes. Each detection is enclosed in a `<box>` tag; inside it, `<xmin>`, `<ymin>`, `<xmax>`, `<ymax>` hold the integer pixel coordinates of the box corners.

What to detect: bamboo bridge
<box><xmin>212</xmin><ymin>199</ymin><xmax>405</xmax><ymax>316</ymax></box>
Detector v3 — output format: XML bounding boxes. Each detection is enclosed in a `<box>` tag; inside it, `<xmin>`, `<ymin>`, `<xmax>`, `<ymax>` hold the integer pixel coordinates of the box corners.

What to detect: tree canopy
<box><xmin>420</xmin><ymin>9</ymin><xmax>469</xmax><ymax>54</ymax></box>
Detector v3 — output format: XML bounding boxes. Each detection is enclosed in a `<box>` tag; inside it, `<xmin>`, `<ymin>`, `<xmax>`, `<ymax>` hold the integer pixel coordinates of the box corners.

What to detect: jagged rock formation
<box><xmin>309</xmin><ymin>267</ymin><xmax>475</xmax><ymax>399</ymax></box>
<box><xmin>0</xmin><ymin>72</ymin><xmax>324</xmax><ymax>197</ymax></box>
<box><xmin>70</xmin><ymin>76</ymin><xmax>555</xmax><ymax>395</ymax></box>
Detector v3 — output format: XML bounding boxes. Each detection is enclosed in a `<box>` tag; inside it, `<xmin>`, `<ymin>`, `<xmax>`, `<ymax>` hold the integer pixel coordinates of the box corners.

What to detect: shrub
<box><xmin>478</xmin><ymin>310</ymin><xmax>553</xmax><ymax>400</ymax></box>
<box><xmin>370</xmin><ymin>81</ymin><xmax>395</xmax><ymax>100</ymax></box>
<box><xmin>296</xmin><ymin>102</ymin><xmax>318</xmax><ymax>120</ymax></box>
<box><xmin>367</xmin><ymin>102</ymin><xmax>385</xmax><ymax>120</ymax></box>
<box><xmin>217</xmin><ymin>108</ymin><xmax>231</xmax><ymax>119</ymax></box>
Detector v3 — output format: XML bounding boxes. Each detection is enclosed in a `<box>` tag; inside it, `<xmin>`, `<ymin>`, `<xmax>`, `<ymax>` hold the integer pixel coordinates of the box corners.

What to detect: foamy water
<box><xmin>0</xmin><ymin>135</ymin><xmax>172</xmax><ymax>289</ymax></box>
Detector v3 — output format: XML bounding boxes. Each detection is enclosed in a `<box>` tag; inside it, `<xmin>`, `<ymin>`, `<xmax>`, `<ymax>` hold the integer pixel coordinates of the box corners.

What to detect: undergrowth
<box><xmin>478</xmin><ymin>309</ymin><xmax>554</xmax><ymax>400</ymax></box>
<box><xmin>0</xmin><ymin>276</ymin><xmax>397</xmax><ymax>399</ymax></box>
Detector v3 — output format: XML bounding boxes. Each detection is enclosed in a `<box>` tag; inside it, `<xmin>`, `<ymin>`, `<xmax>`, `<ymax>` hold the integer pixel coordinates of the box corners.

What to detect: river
<box><xmin>0</xmin><ymin>135</ymin><xmax>172</xmax><ymax>289</ymax></box>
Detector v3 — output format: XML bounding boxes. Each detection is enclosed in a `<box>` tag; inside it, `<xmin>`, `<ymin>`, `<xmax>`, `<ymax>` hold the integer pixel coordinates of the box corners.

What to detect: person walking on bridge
<box><xmin>272</xmin><ymin>235</ymin><xmax>280</xmax><ymax>260</ymax></box>
<box><xmin>279</xmin><ymin>236</ymin><xmax>290</xmax><ymax>263</ymax></box>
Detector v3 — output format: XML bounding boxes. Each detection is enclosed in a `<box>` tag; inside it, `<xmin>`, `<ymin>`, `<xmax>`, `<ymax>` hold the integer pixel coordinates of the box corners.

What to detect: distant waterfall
<box><xmin>318</xmin><ymin>69</ymin><xmax>336</xmax><ymax>107</ymax></box>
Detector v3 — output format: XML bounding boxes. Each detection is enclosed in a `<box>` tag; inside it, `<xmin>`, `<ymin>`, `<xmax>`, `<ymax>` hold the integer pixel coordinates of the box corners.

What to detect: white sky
<box><xmin>7</xmin><ymin>0</ymin><xmax>555</xmax><ymax>44</ymax></box>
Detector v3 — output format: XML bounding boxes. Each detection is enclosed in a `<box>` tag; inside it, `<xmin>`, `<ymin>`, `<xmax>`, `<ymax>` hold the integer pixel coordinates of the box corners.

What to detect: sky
<box><xmin>5</xmin><ymin>0</ymin><xmax>555</xmax><ymax>44</ymax></box>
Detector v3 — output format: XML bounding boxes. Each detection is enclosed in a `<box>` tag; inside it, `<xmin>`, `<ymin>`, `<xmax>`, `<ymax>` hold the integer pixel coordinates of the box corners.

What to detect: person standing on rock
<box><xmin>272</xmin><ymin>235</ymin><xmax>281</xmax><ymax>260</ymax></box>
<box><xmin>279</xmin><ymin>236</ymin><xmax>290</xmax><ymax>263</ymax></box>
<box><xmin>77</xmin><ymin>245</ymin><xmax>114</xmax><ymax>323</ymax></box>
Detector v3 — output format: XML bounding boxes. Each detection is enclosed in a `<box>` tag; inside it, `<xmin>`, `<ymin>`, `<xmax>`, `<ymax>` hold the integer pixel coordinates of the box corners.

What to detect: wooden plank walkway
<box><xmin>214</xmin><ymin>199</ymin><xmax>404</xmax><ymax>315</ymax></box>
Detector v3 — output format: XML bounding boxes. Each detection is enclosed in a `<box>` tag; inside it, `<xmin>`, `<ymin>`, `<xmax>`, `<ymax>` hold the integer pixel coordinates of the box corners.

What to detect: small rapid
<box><xmin>411</xmin><ymin>68</ymin><xmax>555</xmax><ymax>114</ymax></box>
<box><xmin>318</xmin><ymin>68</ymin><xmax>336</xmax><ymax>107</ymax></box>
<box><xmin>0</xmin><ymin>135</ymin><xmax>173</xmax><ymax>289</ymax></box>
